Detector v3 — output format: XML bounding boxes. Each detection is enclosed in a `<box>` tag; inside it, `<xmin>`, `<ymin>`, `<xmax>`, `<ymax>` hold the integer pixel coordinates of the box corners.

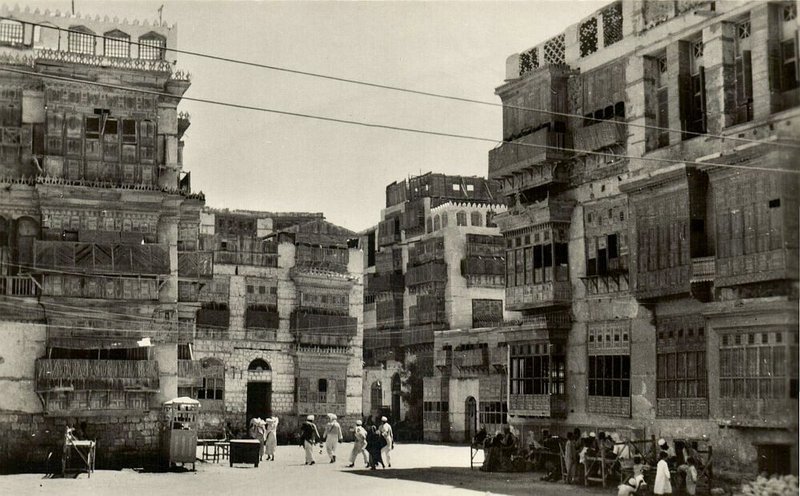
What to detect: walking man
<box><xmin>379</xmin><ymin>416</ymin><xmax>394</xmax><ymax>468</ymax></box>
<box><xmin>323</xmin><ymin>413</ymin><xmax>343</xmax><ymax>463</ymax></box>
<box><xmin>300</xmin><ymin>415</ymin><xmax>320</xmax><ymax>465</ymax></box>
<box><xmin>347</xmin><ymin>420</ymin><xmax>369</xmax><ymax>468</ymax></box>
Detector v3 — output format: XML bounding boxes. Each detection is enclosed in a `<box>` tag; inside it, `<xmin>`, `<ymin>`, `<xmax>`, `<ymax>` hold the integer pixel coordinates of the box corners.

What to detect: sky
<box><xmin>37</xmin><ymin>0</ymin><xmax>607</xmax><ymax>232</ymax></box>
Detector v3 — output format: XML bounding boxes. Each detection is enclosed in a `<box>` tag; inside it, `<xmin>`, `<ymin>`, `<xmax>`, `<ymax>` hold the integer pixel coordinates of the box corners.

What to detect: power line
<box><xmin>0</xmin><ymin>66</ymin><xmax>795</xmax><ymax>176</ymax></box>
<box><xmin>5</xmin><ymin>16</ymin><xmax>799</xmax><ymax>151</ymax></box>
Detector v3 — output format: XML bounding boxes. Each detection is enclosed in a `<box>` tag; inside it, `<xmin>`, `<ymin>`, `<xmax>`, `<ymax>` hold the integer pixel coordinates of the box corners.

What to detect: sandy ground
<box><xmin>0</xmin><ymin>443</ymin><xmax>612</xmax><ymax>496</ymax></box>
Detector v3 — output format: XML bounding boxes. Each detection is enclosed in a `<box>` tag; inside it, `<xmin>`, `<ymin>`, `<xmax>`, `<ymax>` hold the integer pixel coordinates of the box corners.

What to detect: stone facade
<box><xmin>0</xmin><ymin>6</ymin><xmax>203</xmax><ymax>470</ymax></box>
<box><xmin>361</xmin><ymin>173</ymin><xmax>515</xmax><ymax>436</ymax></box>
<box><xmin>490</xmin><ymin>0</ymin><xmax>799</xmax><ymax>477</ymax></box>
<box><xmin>180</xmin><ymin>209</ymin><xmax>363</xmax><ymax>441</ymax></box>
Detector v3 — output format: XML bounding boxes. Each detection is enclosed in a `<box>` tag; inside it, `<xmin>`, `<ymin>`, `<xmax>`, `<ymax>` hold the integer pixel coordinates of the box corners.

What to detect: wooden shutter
<box><xmin>678</xmin><ymin>71</ymin><xmax>693</xmax><ymax>135</ymax></box>
<box><xmin>769</xmin><ymin>38</ymin><xmax>783</xmax><ymax>92</ymax></box>
<box><xmin>742</xmin><ymin>51</ymin><xmax>754</xmax><ymax>102</ymax></box>
<box><xmin>698</xmin><ymin>66</ymin><xmax>707</xmax><ymax>132</ymax></box>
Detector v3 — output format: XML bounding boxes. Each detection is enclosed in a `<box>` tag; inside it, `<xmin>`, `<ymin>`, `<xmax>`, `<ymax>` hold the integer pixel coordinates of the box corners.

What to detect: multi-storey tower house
<box><xmin>0</xmin><ymin>5</ymin><xmax>203</xmax><ymax>468</ymax></box>
<box><xmin>491</xmin><ymin>0</ymin><xmax>798</xmax><ymax>475</ymax></box>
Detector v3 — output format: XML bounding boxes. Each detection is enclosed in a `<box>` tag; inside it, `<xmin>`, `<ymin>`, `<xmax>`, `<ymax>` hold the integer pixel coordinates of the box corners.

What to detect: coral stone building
<box><xmin>0</xmin><ymin>5</ymin><xmax>201</xmax><ymax>468</ymax></box>
<box><xmin>361</xmin><ymin>173</ymin><xmax>514</xmax><ymax>439</ymax></box>
<box><xmin>486</xmin><ymin>0</ymin><xmax>798</xmax><ymax>476</ymax></box>
<box><xmin>183</xmin><ymin>208</ymin><xmax>364</xmax><ymax>440</ymax></box>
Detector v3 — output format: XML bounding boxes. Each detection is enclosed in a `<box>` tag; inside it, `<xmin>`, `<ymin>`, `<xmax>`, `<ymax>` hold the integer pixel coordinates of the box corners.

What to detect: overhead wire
<box><xmin>4</xmin><ymin>16</ymin><xmax>800</xmax><ymax>151</ymax></box>
<box><xmin>0</xmin><ymin>66</ymin><xmax>796</xmax><ymax>176</ymax></box>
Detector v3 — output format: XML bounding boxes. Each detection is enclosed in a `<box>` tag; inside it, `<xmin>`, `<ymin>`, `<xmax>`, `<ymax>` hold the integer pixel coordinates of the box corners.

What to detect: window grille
<box><xmin>580</xmin><ymin>17</ymin><xmax>598</xmax><ymax>58</ymax></box>
<box><xmin>0</xmin><ymin>20</ymin><xmax>23</xmax><ymax>45</ymax></box>
<box><xmin>602</xmin><ymin>3</ymin><xmax>624</xmax><ymax>47</ymax></box>
<box><xmin>784</xmin><ymin>3</ymin><xmax>797</xmax><ymax>22</ymax></box>
<box><xmin>139</xmin><ymin>35</ymin><xmax>165</xmax><ymax>60</ymax></box>
<box><xmin>543</xmin><ymin>34</ymin><xmax>565</xmax><ymax>65</ymax></box>
<box><xmin>68</xmin><ymin>28</ymin><xmax>95</xmax><ymax>55</ymax></box>
<box><xmin>104</xmin><ymin>31</ymin><xmax>130</xmax><ymax>58</ymax></box>
<box><xmin>519</xmin><ymin>48</ymin><xmax>539</xmax><ymax>76</ymax></box>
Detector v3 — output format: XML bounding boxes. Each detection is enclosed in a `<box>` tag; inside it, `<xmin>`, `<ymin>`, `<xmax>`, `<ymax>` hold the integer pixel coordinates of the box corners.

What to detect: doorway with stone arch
<box><xmin>465</xmin><ymin>396</ymin><xmax>477</xmax><ymax>443</ymax></box>
<box><xmin>246</xmin><ymin>358</ymin><xmax>272</xmax><ymax>424</ymax></box>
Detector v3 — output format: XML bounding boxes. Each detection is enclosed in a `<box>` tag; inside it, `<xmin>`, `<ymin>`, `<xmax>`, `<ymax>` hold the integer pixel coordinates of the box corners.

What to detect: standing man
<box><xmin>379</xmin><ymin>416</ymin><xmax>394</xmax><ymax>468</ymax></box>
<box><xmin>347</xmin><ymin>419</ymin><xmax>369</xmax><ymax>468</ymax></box>
<box><xmin>300</xmin><ymin>415</ymin><xmax>320</xmax><ymax>465</ymax></box>
<box><xmin>323</xmin><ymin>413</ymin><xmax>343</xmax><ymax>463</ymax></box>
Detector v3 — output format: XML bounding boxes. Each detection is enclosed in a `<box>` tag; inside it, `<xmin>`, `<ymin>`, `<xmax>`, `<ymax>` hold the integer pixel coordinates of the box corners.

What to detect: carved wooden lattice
<box><xmin>580</xmin><ymin>17</ymin><xmax>598</xmax><ymax>58</ymax></box>
<box><xmin>602</xmin><ymin>2</ymin><xmax>624</xmax><ymax>47</ymax></box>
<box><xmin>543</xmin><ymin>34</ymin><xmax>565</xmax><ymax>66</ymax></box>
<box><xmin>519</xmin><ymin>48</ymin><xmax>539</xmax><ymax>76</ymax></box>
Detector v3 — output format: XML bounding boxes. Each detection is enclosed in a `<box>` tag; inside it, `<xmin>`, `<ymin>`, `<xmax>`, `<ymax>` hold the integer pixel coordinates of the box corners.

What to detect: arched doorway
<box><xmin>14</xmin><ymin>216</ymin><xmax>38</xmax><ymax>274</ymax></box>
<box><xmin>391</xmin><ymin>373</ymin><xmax>401</xmax><ymax>422</ymax></box>
<box><xmin>465</xmin><ymin>397</ymin><xmax>477</xmax><ymax>443</ymax></box>
<box><xmin>246</xmin><ymin>358</ymin><xmax>272</xmax><ymax>423</ymax></box>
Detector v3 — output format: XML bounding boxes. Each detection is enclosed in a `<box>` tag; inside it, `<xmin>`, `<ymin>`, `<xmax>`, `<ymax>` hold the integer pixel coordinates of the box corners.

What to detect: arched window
<box><xmin>15</xmin><ymin>217</ymin><xmax>39</xmax><ymax>271</ymax></box>
<box><xmin>471</xmin><ymin>211</ymin><xmax>483</xmax><ymax>227</ymax></box>
<box><xmin>433</xmin><ymin>215</ymin><xmax>441</xmax><ymax>231</ymax></box>
<box><xmin>248</xmin><ymin>358</ymin><xmax>271</xmax><ymax>371</ymax></box>
<box><xmin>318</xmin><ymin>378</ymin><xmax>328</xmax><ymax>402</ymax></box>
<box><xmin>456</xmin><ymin>211</ymin><xmax>467</xmax><ymax>226</ymax></box>
<box><xmin>370</xmin><ymin>380</ymin><xmax>382</xmax><ymax>413</ymax></box>
<box><xmin>68</xmin><ymin>26</ymin><xmax>95</xmax><ymax>55</ymax></box>
<box><xmin>0</xmin><ymin>20</ymin><xmax>24</xmax><ymax>45</ymax></box>
<box><xmin>441</xmin><ymin>212</ymin><xmax>449</xmax><ymax>228</ymax></box>
<box><xmin>103</xmin><ymin>29</ymin><xmax>130</xmax><ymax>58</ymax></box>
<box><xmin>426</xmin><ymin>218</ymin><xmax>433</xmax><ymax>233</ymax></box>
<box><xmin>139</xmin><ymin>32</ymin><xmax>166</xmax><ymax>60</ymax></box>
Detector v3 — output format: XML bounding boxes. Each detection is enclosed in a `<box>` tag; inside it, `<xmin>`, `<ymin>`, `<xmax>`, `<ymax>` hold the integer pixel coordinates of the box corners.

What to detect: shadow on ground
<box><xmin>345</xmin><ymin>466</ymin><xmax>593</xmax><ymax>496</ymax></box>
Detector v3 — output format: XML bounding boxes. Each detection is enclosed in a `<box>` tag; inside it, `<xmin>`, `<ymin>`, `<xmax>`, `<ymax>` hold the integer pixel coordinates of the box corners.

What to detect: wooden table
<box><xmin>230</xmin><ymin>440</ymin><xmax>260</xmax><ymax>467</ymax></box>
<box><xmin>199</xmin><ymin>439</ymin><xmax>221</xmax><ymax>463</ymax></box>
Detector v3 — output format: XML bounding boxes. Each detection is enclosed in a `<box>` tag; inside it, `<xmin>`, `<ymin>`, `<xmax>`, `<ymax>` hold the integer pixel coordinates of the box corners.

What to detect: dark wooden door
<box><xmin>246</xmin><ymin>382</ymin><xmax>271</xmax><ymax>423</ymax></box>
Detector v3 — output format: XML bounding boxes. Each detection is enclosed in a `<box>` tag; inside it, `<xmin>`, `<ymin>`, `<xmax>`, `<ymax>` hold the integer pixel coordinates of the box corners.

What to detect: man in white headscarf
<box><xmin>379</xmin><ymin>416</ymin><xmax>394</xmax><ymax>468</ymax></box>
<box><xmin>323</xmin><ymin>413</ymin><xmax>343</xmax><ymax>463</ymax></box>
<box><xmin>347</xmin><ymin>419</ymin><xmax>369</xmax><ymax>468</ymax></box>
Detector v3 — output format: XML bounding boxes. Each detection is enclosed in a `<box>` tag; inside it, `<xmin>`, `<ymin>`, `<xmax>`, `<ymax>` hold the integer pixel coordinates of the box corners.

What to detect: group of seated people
<box><xmin>473</xmin><ymin>425</ymin><xmax>707</xmax><ymax>489</ymax></box>
<box><xmin>473</xmin><ymin>424</ymin><xmax>519</xmax><ymax>472</ymax></box>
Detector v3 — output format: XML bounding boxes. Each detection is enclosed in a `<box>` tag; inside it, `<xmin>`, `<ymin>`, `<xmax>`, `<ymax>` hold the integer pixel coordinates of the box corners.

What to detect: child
<box><xmin>683</xmin><ymin>457</ymin><xmax>698</xmax><ymax>496</ymax></box>
<box><xmin>633</xmin><ymin>455</ymin><xmax>645</xmax><ymax>478</ymax></box>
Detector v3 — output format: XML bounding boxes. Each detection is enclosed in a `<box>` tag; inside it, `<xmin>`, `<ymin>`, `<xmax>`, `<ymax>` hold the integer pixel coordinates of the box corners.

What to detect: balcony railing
<box><xmin>35</xmin><ymin>48</ymin><xmax>173</xmax><ymax>72</ymax></box>
<box><xmin>178</xmin><ymin>251</ymin><xmax>214</xmax><ymax>279</ymax></box>
<box><xmin>454</xmin><ymin>348</ymin><xmax>488</xmax><ymax>369</ymax></box>
<box><xmin>0</xmin><ymin>274</ymin><xmax>39</xmax><ymax>296</ymax></box>
<box><xmin>35</xmin><ymin>359</ymin><xmax>159</xmax><ymax>392</ymax></box>
<box><xmin>573</xmin><ymin>119</ymin><xmax>627</xmax><ymax>152</ymax></box>
<box><xmin>493</xmin><ymin>200</ymin><xmax>574</xmax><ymax>232</ymax></box>
<box><xmin>214</xmin><ymin>250</ymin><xmax>278</xmax><ymax>267</ymax></box>
<box><xmin>488</xmin><ymin>128</ymin><xmax>571</xmax><ymax>180</ymax></box>
<box><xmin>505</xmin><ymin>281</ymin><xmax>571</xmax><ymax>311</ymax></box>
<box><xmin>690</xmin><ymin>256</ymin><xmax>715</xmax><ymax>282</ymax></box>
<box><xmin>42</xmin><ymin>274</ymin><xmax>158</xmax><ymax>300</ymax></box>
<box><xmin>508</xmin><ymin>393</ymin><xmax>567</xmax><ymax>418</ymax></box>
<box><xmin>406</xmin><ymin>262</ymin><xmax>447</xmax><ymax>286</ymax></box>
<box><xmin>402</xmin><ymin>326</ymin><xmax>436</xmax><ymax>347</ymax></box>
<box><xmin>33</xmin><ymin>240</ymin><xmax>169</xmax><ymax>276</ymax></box>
